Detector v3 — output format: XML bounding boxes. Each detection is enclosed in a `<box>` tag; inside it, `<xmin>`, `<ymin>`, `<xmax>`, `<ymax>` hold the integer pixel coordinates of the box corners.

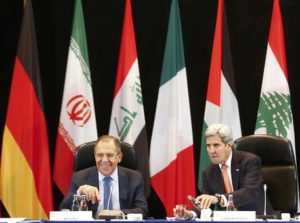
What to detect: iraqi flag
<box><xmin>149</xmin><ymin>0</ymin><xmax>196</xmax><ymax>216</ymax></box>
<box><xmin>254</xmin><ymin>0</ymin><xmax>299</xmax><ymax>210</ymax></box>
<box><xmin>109</xmin><ymin>0</ymin><xmax>150</xmax><ymax>197</ymax></box>
<box><xmin>198</xmin><ymin>0</ymin><xmax>241</xmax><ymax>190</ymax></box>
<box><xmin>53</xmin><ymin>0</ymin><xmax>98</xmax><ymax>195</ymax></box>
<box><xmin>0</xmin><ymin>0</ymin><xmax>53</xmax><ymax>218</ymax></box>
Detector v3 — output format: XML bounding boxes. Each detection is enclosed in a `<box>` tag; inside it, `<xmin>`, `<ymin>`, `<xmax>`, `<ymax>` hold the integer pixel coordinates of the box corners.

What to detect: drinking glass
<box><xmin>71</xmin><ymin>194</ymin><xmax>80</xmax><ymax>211</ymax></box>
<box><xmin>80</xmin><ymin>195</ymin><xmax>88</xmax><ymax>211</ymax></box>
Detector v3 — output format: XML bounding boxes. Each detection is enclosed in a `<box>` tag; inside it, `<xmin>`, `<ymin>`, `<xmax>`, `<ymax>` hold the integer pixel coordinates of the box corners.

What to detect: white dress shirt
<box><xmin>97</xmin><ymin>167</ymin><xmax>120</xmax><ymax>211</ymax></box>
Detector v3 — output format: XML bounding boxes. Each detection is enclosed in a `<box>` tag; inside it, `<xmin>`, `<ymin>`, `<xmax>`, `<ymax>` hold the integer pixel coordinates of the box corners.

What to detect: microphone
<box><xmin>256</xmin><ymin>184</ymin><xmax>279</xmax><ymax>219</ymax></box>
<box><xmin>263</xmin><ymin>184</ymin><xmax>267</xmax><ymax>215</ymax></box>
<box><xmin>187</xmin><ymin>195</ymin><xmax>200</xmax><ymax>210</ymax></box>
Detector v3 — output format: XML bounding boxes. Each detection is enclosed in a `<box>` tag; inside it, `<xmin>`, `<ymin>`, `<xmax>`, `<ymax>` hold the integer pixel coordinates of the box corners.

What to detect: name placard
<box><xmin>213</xmin><ymin>211</ymin><xmax>256</xmax><ymax>221</ymax></box>
<box><xmin>50</xmin><ymin>211</ymin><xmax>93</xmax><ymax>220</ymax></box>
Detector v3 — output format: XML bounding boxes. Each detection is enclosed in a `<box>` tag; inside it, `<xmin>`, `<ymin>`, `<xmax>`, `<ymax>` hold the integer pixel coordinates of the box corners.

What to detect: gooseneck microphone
<box><xmin>256</xmin><ymin>184</ymin><xmax>278</xmax><ymax>220</ymax></box>
<box><xmin>263</xmin><ymin>184</ymin><xmax>267</xmax><ymax>215</ymax></box>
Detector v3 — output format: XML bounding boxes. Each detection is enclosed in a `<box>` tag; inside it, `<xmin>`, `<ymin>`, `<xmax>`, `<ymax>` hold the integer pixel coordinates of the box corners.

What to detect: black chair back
<box><xmin>73</xmin><ymin>141</ymin><xmax>138</xmax><ymax>172</ymax></box>
<box><xmin>234</xmin><ymin>134</ymin><xmax>298</xmax><ymax>215</ymax></box>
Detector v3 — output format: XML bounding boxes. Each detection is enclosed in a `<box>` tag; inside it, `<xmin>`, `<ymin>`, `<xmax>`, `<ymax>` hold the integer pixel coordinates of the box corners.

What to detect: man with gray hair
<box><xmin>174</xmin><ymin>123</ymin><xmax>273</xmax><ymax>219</ymax></box>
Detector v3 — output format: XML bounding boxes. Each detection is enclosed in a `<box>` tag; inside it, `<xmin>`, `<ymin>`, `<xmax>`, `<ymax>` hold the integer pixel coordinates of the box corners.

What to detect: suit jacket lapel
<box><xmin>118</xmin><ymin>167</ymin><xmax>128</xmax><ymax>209</ymax></box>
<box><xmin>213</xmin><ymin>165</ymin><xmax>225</xmax><ymax>194</ymax></box>
<box><xmin>87</xmin><ymin>167</ymin><xmax>100</xmax><ymax>213</ymax></box>
<box><xmin>231</xmin><ymin>151</ymin><xmax>240</xmax><ymax>191</ymax></box>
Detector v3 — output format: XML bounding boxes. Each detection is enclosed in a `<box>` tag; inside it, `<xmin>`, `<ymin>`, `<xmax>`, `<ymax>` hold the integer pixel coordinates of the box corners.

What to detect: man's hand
<box><xmin>98</xmin><ymin>210</ymin><xmax>123</xmax><ymax>216</ymax></box>
<box><xmin>78</xmin><ymin>184</ymin><xmax>100</xmax><ymax>204</ymax></box>
<box><xmin>173</xmin><ymin>205</ymin><xmax>193</xmax><ymax>220</ymax></box>
<box><xmin>195</xmin><ymin>194</ymin><xmax>218</xmax><ymax>209</ymax></box>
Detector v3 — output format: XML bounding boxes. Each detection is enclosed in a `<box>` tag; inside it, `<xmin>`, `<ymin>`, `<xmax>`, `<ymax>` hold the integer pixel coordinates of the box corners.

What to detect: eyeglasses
<box><xmin>94</xmin><ymin>152</ymin><xmax>119</xmax><ymax>159</ymax></box>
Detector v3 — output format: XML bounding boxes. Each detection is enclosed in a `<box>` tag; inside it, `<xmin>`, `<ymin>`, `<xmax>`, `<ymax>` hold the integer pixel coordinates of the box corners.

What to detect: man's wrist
<box><xmin>214</xmin><ymin>193</ymin><xmax>222</xmax><ymax>204</ymax></box>
<box><xmin>214</xmin><ymin>194</ymin><xmax>227</xmax><ymax>207</ymax></box>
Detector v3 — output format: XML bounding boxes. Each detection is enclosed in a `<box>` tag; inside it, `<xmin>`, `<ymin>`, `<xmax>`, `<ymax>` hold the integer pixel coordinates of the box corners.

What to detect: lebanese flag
<box><xmin>149</xmin><ymin>0</ymin><xmax>196</xmax><ymax>216</ymax></box>
<box><xmin>0</xmin><ymin>0</ymin><xmax>53</xmax><ymax>218</ymax></box>
<box><xmin>109</xmin><ymin>0</ymin><xmax>150</xmax><ymax>196</ymax></box>
<box><xmin>198</xmin><ymin>0</ymin><xmax>241</xmax><ymax>190</ymax></box>
<box><xmin>254</xmin><ymin>0</ymin><xmax>299</xmax><ymax>210</ymax></box>
<box><xmin>53</xmin><ymin>0</ymin><xmax>98</xmax><ymax>195</ymax></box>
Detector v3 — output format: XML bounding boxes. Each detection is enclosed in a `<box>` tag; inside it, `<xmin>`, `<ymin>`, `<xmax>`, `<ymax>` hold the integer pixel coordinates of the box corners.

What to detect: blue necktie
<box><xmin>103</xmin><ymin>176</ymin><xmax>113</xmax><ymax>210</ymax></box>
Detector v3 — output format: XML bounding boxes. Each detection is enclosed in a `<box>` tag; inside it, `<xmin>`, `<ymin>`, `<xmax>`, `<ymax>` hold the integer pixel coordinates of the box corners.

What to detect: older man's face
<box><xmin>206</xmin><ymin>135</ymin><xmax>232</xmax><ymax>164</ymax></box>
<box><xmin>94</xmin><ymin>140</ymin><xmax>122</xmax><ymax>176</ymax></box>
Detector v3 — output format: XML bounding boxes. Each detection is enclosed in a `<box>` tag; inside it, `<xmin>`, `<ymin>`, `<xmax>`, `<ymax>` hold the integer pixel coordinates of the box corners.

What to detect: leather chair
<box><xmin>73</xmin><ymin>140</ymin><xmax>138</xmax><ymax>172</ymax></box>
<box><xmin>234</xmin><ymin>134</ymin><xmax>298</xmax><ymax>215</ymax></box>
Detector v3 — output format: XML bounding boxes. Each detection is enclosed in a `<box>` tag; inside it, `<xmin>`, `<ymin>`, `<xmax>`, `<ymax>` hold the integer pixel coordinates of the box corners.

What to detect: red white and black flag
<box><xmin>109</xmin><ymin>0</ymin><xmax>150</xmax><ymax>196</ymax></box>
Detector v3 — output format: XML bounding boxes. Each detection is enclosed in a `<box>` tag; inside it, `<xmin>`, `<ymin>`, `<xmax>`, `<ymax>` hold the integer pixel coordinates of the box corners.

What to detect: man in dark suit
<box><xmin>174</xmin><ymin>123</ymin><xmax>273</xmax><ymax>219</ymax></box>
<box><xmin>59</xmin><ymin>135</ymin><xmax>148</xmax><ymax>218</ymax></box>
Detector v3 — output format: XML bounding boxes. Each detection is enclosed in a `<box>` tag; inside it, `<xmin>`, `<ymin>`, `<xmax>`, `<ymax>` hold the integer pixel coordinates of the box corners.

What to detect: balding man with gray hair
<box><xmin>174</xmin><ymin>123</ymin><xmax>273</xmax><ymax>220</ymax></box>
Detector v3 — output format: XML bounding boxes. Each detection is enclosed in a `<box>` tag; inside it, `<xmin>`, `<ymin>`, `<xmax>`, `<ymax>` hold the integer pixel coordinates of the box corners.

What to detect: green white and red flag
<box><xmin>149</xmin><ymin>0</ymin><xmax>196</xmax><ymax>216</ymax></box>
<box><xmin>53</xmin><ymin>0</ymin><xmax>98</xmax><ymax>195</ymax></box>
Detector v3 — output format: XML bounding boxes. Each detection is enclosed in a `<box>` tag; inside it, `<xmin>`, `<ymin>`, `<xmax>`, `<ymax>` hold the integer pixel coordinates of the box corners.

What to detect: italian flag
<box><xmin>198</xmin><ymin>0</ymin><xmax>241</xmax><ymax>190</ymax></box>
<box><xmin>0</xmin><ymin>0</ymin><xmax>53</xmax><ymax>218</ymax></box>
<box><xmin>53</xmin><ymin>0</ymin><xmax>98</xmax><ymax>195</ymax></box>
<box><xmin>149</xmin><ymin>0</ymin><xmax>196</xmax><ymax>216</ymax></box>
<box><xmin>254</xmin><ymin>0</ymin><xmax>299</xmax><ymax>210</ymax></box>
<box><xmin>109</xmin><ymin>0</ymin><xmax>150</xmax><ymax>196</ymax></box>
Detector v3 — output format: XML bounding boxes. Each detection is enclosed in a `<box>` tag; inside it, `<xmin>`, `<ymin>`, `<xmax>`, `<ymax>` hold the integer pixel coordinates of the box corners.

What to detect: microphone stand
<box><xmin>256</xmin><ymin>184</ymin><xmax>279</xmax><ymax>220</ymax></box>
<box><xmin>264</xmin><ymin>184</ymin><xmax>267</xmax><ymax>216</ymax></box>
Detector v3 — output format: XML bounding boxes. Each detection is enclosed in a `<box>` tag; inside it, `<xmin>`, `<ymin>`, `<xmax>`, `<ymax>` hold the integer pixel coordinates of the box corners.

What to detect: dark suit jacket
<box><xmin>201</xmin><ymin>150</ymin><xmax>273</xmax><ymax>214</ymax></box>
<box><xmin>59</xmin><ymin>166</ymin><xmax>148</xmax><ymax>218</ymax></box>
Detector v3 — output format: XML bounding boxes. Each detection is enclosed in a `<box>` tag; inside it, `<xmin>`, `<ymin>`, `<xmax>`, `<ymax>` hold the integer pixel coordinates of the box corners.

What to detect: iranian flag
<box><xmin>109</xmin><ymin>0</ymin><xmax>150</xmax><ymax>196</ymax></box>
<box><xmin>198</xmin><ymin>0</ymin><xmax>241</xmax><ymax>190</ymax></box>
<box><xmin>254</xmin><ymin>0</ymin><xmax>299</xmax><ymax>209</ymax></box>
<box><xmin>53</xmin><ymin>0</ymin><xmax>98</xmax><ymax>195</ymax></box>
<box><xmin>0</xmin><ymin>0</ymin><xmax>53</xmax><ymax>218</ymax></box>
<box><xmin>149</xmin><ymin>0</ymin><xmax>196</xmax><ymax>216</ymax></box>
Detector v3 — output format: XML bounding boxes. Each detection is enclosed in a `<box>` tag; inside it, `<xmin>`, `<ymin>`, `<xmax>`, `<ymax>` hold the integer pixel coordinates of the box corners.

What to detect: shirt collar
<box><xmin>98</xmin><ymin>166</ymin><xmax>118</xmax><ymax>181</ymax></box>
<box><xmin>219</xmin><ymin>151</ymin><xmax>233</xmax><ymax>169</ymax></box>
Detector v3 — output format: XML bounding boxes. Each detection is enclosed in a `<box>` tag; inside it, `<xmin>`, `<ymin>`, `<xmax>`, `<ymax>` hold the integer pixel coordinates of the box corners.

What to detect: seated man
<box><xmin>174</xmin><ymin>123</ymin><xmax>273</xmax><ymax>219</ymax></box>
<box><xmin>59</xmin><ymin>135</ymin><xmax>148</xmax><ymax>218</ymax></box>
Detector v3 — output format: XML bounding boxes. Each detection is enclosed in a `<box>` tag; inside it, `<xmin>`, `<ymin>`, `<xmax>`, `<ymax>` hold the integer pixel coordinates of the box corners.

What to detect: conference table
<box><xmin>40</xmin><ymin>220</ymin><xmax>297</xmax><ymax>223</ymax></box>
<box><xmin>1</xmin><ymin>219</ymin><xmax>298</xmax><ymax>223</ymax></box>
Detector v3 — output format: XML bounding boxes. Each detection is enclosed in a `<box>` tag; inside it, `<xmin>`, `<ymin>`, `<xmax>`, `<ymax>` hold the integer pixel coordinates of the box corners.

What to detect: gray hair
<box><xmin>95</xmin><ymin>135</ymin><xmax>121</xmax><ymax>154</ymax></box>
<box><xmin>205</xmin><ymin>123</ymin><xmax>233</xmax><ymax>144</ymax></box>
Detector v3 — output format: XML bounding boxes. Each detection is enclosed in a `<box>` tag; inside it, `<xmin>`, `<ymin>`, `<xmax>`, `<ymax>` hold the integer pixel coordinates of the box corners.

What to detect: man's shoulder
<box><xmin>203</xmin><ymin>163</ymin><xmax>218</xmax><ymax>174</ymax></box>
<box><xmin>118</xmin><ymin>166</ymin><xmax>141</xmax><ymax>175</ymax></box>
<box><xmin>233</xmin><ymin>150</ymin><xmax>262</xmax><ymax>168</ymax></box>
<box><xmin>74</xmin><ymin>166</ymin><xmax>97</xmax><ymax>177</ymax></box>
<box><xmin>235</xmin><ymin>150</ymin><xmax>260</xmax><ymax>160</ymax></box>
<box><xmin>118</xmin><ymin>166</ymin><xmax>142</xmax><ymax>179</ymax></box>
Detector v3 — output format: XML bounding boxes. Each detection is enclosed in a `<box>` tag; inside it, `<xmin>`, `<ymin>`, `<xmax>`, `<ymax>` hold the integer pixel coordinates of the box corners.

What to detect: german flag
<box><xmin>0</xmin><ymin>0</ymin><xmax>53</xmax><ymax>219</ymax></box>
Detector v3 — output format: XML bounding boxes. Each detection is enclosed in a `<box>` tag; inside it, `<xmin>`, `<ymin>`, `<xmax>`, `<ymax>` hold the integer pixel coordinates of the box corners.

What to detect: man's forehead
<box><xmin>96</xmin><ymin>140</ymin><xmax>116</xmax><ymax>151</ymax></box>
<box><xmin>206</xmin><ymin>135</ymin><xmax>222</xmax><ymax>143</ymax></box>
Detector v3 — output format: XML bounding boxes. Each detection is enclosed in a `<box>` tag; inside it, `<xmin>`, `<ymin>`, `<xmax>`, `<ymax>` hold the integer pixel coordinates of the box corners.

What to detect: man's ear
<box><xmin>118</xmin><ymin>153</ymin><xmax>123</xmax><ymax>162</ymax></box>
<box><xmin>226</xmin><ymin>141</ymin><xmax>233</xmax><ymax>148</ymax></box>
